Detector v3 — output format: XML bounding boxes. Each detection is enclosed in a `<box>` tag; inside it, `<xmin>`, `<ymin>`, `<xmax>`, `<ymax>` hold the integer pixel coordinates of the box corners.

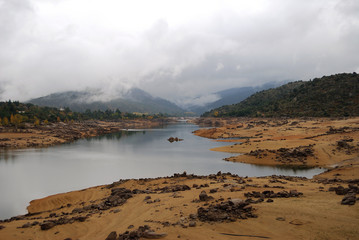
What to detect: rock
<box><xmin>168</xmin><ymin>137</ymin><xmax>183</xmax><ymax>143</ymax></box>
<box><xmin>117</xmin><ymin>225</ymin><xmax>167</xmax><ymax>240</ymax></box>
<box><xmin>20</xmin><ymin>222</ymin><xmax>32</xmax><ymax>228</ymax></box>
<box><xmin>189</xmin><ymin>221</ymin><xmax>196</xmax><ymax>227</ymax></box>
<box><xmin>105</xmin><ymin>231</ymin><xmax>118</xmax><ymax>240</ymax></box>
<box><xmin>197</xmin><ymin>200</ymin><xmax>256</xmax><ymax>222</ymax></box>
<box><xmin>0</xmin><ymin>225</ymin><xmax>5</xmax><ymax>230</ymax></box>
<box><xmin>199</xmin><ymin>191</ymin><xmax>214</xmax><ymax>201</ymax></box>
<box><xmin>157</xmin><ymin>185</ymin><xmax>191</xmax><ymax>193</ymax></box>
<box><xmin>335</xmin><ymin>186</ymin><xmax>348</xmax><ymax>195</ymax></box>
<box><xmin>341</xmin><ymin>193</ymin><xmax>356</xmax><ymax>205</ymax></box>
<box><xmin>143</xmin><ymin>230</ymin><xmax>168</xmax><ymax>239</ymax></box>
<box><xmin>209</xmin><ymin>188</ymin><xmax>218</xmax><ymax>193</ymax></box>
<box><xmin>229</xmin><ymin>198</ymin><xmax>245</xmax><ymax>207</ymax></box>
<box><xmin>266</xmin><ymin>199</ymin><xmax>274</xmax><ymax>203</ymax></box>
<box><xmin>40</xmin><ymin>221</ymin><xmax>56</xmax><ymax>230</ymax></box>
<box><xmin>276</xmin><ymin>217</ymin><xmax>285</xmax><ymax>221</ymax></box>
<box><xmin>74</xmin><ymin>216</ymin><xmax>87</xmax><ymax>222</ymax></box>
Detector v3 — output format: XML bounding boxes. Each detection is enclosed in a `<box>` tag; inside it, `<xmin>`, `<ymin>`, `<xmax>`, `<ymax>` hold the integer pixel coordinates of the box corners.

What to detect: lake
<box><xmin>0</xmin><ymin>123</ymin><xmax>324</xmax><ymax>219</ymax></box>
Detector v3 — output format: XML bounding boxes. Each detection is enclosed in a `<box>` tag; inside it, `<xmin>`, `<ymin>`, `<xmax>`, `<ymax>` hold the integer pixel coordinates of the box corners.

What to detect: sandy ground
<box><xmin>194</xmin><ymin>118</ymin><xmax>359</xmax><ymax>169</ymax></box>
<box><xmin>0</xmin><ymin>174</ymin><xmax>358</xmax><ymax>240</ymax></box>
<box><xmin>0</xmin><ymin>119</ymin><xmax>168</xmax><ymax>149</ymax></box>
<box><xmin>0</xmin><ymin>118</ymin><xmax>358</xmax><ymax>240</ymax></box>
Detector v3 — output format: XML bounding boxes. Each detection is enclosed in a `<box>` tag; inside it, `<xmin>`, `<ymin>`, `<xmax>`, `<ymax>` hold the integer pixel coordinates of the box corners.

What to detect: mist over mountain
<box><xmin>28</xmin><ymin>88</ymin><xmax>185</xmax><ymax>115</ymax></box>
<box><xmin>187</xmin><ymin>82</ymin><xmax>286</xmax><ymax>115</ymax></box>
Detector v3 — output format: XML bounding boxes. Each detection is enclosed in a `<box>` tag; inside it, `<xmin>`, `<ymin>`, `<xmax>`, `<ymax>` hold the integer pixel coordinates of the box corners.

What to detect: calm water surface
<box><xmin>0</xmin><ymin>123</ymin><xmax>324</xmax><ymax>219</ymax></box>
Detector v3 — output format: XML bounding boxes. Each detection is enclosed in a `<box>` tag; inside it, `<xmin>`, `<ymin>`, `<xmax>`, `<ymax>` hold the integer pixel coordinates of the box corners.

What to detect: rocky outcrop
<box><xmin>197</xmin><ymin>199</ymin><xmax>257</xmax><ymax>222</ymax></box>
<box><xmin>109</xmin><ymin>225</ymin><xmax>167</xmax><ymax>240</ymax></box>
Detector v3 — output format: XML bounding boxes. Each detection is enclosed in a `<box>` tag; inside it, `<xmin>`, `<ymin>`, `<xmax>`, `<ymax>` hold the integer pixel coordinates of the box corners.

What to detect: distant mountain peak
<box><xmin>28</xmin><ymin>87</ymin><xmax>184</xmax><ymax>115</ymax></box>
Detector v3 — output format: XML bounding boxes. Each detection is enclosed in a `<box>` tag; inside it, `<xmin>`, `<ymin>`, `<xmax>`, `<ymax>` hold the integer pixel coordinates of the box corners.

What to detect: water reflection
<box><xmin>0</xmin><ymin>150</ymin><xmax>17</xmax><ymax>162</ymax></box>
<box><xmin>0</xmin><ymin>123</ymin><xmax>324</xmax><ymax>219</ymax></box>
<box><xmin>86</xmin><ymin>130</ymin><xmax>140</xmax><ymax>141</ymax></box>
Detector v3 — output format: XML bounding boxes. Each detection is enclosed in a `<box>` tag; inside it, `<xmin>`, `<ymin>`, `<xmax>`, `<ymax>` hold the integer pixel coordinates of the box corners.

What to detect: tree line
<box><xmin>0</xmin><ymin>101</ymin><xmax>167</xmax><ymax>128</ymax></box>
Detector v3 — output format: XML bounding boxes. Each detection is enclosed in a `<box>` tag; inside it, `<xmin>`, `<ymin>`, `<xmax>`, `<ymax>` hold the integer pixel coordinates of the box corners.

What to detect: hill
<box><xmin>29</xmin><ymin>88</ymin><xmax>185</xmax><ymax>115</ymax></box>
<box><xmin>202</xmin><ymin>73</ymin><xmax>359</xmax><ymax>117</ymax></box>
<box><xmin>188</xmin><ymin>82</ymin><xmax>282</xmax><ymax>115</ymax></box>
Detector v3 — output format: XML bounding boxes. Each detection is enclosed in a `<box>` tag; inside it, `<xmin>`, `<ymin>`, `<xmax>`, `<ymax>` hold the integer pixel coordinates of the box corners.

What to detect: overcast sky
<box><xmin>0</xmin><ymin>0</ymin><xmax>358</xmax><ymax>106</ymax></box>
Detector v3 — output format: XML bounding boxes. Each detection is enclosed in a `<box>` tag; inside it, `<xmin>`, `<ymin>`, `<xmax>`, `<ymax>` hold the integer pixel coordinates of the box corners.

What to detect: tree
<box><xmin>10</xmin><ymin>114</ymin><xmax>15</xmax><ymax>125</ymax></box>
<box><xmin>34</xmin><ymin>117</ymin><xmax>40</xmax><ymax>126</ymax></box>
<box><xmin>13</xmin><ymin>114</ymin><xmax>23</xmax><ymax>130</ymax></box>
<box><xmin>3</xmin><ymin>117</ymin><xmax>9</xmax><ymax>126</ymax></box>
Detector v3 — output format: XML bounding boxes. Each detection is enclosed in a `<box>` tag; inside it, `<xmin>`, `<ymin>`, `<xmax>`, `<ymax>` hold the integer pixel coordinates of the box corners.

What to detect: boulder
<box><xmin>341</xmin><ymin>193</ymin><xmax>356</xmax><ymax>205</ymax></box>
<box><xmin>105</xmin><ymin>231</ymin><xmax>118</xmax><ymax>240</ymax></box>
<box><xmin>199</xmin><ymin>191</ymin><xmax>214</xmax><ymax>201</ymax></box>
<box><xmin>40</xmin><ymin>222</ymin><xmax>56</xmax><ymax>230</ymax></box>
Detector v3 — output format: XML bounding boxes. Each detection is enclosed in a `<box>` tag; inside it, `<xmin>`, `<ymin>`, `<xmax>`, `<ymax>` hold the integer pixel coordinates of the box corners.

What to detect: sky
<box><xmin>0</xmin><ymin>0</ymin><xmax>358</xmax><ymax>107</ymax></box>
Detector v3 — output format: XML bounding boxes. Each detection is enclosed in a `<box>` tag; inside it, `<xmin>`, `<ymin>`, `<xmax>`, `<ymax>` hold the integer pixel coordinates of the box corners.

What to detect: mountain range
<box><xmin>28</xmin><ymin>84</ymin><xmax>278</xmax><ymax>116</ymax></box>
<box><xmin>29</xmin><ymin>88</ymin><xmax>185</xmax><ymax>115</ymax></box>
<box><xmin>187</xmin><ymin>82</ymin><xmax>284</xmax><ymax>114</ymax></box>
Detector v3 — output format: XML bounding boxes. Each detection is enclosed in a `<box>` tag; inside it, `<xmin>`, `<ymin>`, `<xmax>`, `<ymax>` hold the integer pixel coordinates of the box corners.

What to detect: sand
<box><xmin>194</xmin><ymin>118</ymin><xmax>359</xmax><ymax>170</ymax></box>
<box><xmin>0</xmin><ymin>174</ymin><xmax>358</xmax><ymax>240</ymax></box>
<box><xmin>0</xmin><ymin>117</ymin><xmax>358</xmax><ymax>240</ymax></box>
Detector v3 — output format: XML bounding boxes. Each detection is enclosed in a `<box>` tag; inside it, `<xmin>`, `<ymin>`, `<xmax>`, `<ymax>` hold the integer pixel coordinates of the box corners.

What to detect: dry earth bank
<box><xmin>0</xmin><ymin>172</ymin><xmax>358</xmax><ymax>240</ymax></box>
<box><xmin>193</xmin><ymin>117</ymin><xmax>359</xmax><ymax>176</ymax></box>
<box><xmin>0</xmin><ymin>119</ymin><xmax>169</xmax><ymax>149</ymax></box>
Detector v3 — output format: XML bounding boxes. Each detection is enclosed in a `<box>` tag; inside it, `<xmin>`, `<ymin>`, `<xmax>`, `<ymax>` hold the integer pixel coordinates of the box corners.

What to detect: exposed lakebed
<box><xmin>0</xmin><ymin>123</ymin><xmax>323</xmax><ymax>219</ymax></box>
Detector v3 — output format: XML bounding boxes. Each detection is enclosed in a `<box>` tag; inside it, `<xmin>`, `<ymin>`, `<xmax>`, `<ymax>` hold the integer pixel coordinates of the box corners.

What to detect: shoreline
<box><xmin>0</xmin><ymin>119</ymin><xmax>170</xmax><ymax>150</ymax></box>
<box><xmin>0</xmin><ymin>117</ymin><xmax>358</xmax><ymax>239</ymax></box>
<box><xmin>194</xmin><ymin>117</ymin><xmax>359</xmax><ymax>177</ymax></box>
<box><xmin>0</xmin><ymin>172</ymin><xmax>358</xmax><ymax>240</ymax></box>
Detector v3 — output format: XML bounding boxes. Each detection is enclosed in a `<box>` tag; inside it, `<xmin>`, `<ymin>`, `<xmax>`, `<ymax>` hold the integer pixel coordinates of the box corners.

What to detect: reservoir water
<box><xmin>0</xmin><ymin>123</ymin><xmax>324</xmax><ymax>219</ymax></box>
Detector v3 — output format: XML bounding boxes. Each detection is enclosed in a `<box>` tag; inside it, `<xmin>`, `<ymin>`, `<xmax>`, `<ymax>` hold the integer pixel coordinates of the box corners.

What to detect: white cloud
<box><xmin>0</xmin><ymin>0</ymin><xmax>358</xmax><ymax>105</ymax></box>
<box><xmin>215</xmin><ymin>63</ymin><xmax>224</xmax><ymax>71</ymax></box>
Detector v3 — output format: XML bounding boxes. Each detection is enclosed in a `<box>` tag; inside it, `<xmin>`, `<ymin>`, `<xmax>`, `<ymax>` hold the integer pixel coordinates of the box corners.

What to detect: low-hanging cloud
<box><xmin>0</xmin><ymin>0</ymin><xmax>358</xmax><ymax>107</ymax></box>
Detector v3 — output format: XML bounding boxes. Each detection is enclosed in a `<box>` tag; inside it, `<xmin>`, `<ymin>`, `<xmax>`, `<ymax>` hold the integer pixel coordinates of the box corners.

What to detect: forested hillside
<box><xmin>203</xmin><ymin>73</ymin><xmax>359</xmax><ymax>117</ymax></box>
<box><xmin>0</xmin><ymin>101</ymin><xmax>164</xmax><ymax>127</ymax></box>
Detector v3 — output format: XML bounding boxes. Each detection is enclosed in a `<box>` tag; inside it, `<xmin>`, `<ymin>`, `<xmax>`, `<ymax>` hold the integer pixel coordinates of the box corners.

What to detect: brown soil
<box><xmin>0</xmin><ymin>173</ymin><xmax>358</xmax><ymax>240</ymax></box>
<box><xmin>0</xmin><ymin>119</ymin><xmax>168</xmax><ymax>149</ymax></box>
<box><xmin>194</xmin><ymin>118</ymin><xmax>359</xmax><ymax>171</ymax></box>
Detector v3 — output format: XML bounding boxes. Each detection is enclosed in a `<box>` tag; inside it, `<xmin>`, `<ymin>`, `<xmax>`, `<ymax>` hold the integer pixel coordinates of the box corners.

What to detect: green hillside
<box><xmin>202</xmin><ymin>73</ymin><xmax>359</xmax><ymax>117</ymax></box>
<box><xmin>0</xmin><ymin>101</ymin><xmax>165</xmax><ymax>127</ymax></box>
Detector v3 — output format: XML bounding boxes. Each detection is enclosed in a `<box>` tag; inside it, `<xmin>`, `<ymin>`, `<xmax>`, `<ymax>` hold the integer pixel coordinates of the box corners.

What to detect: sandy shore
<box><xmin>0</xmin><ymin>173</ymin><xmax>358</xmax><ymax>240</ymax></box>
<box><xmin>0</xmin><ymin>117</ymin><xmax>358</xmax><ymax>239</ymax></box>
<box><xmin>194</xmin><ymin>117</ymin><xmax>359</xmax><ymax>169</ymax></box>
<box><xmin>0</xmin><ymin>119</ymin><xmax>168</xmax><ymax>149</ymax></box>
